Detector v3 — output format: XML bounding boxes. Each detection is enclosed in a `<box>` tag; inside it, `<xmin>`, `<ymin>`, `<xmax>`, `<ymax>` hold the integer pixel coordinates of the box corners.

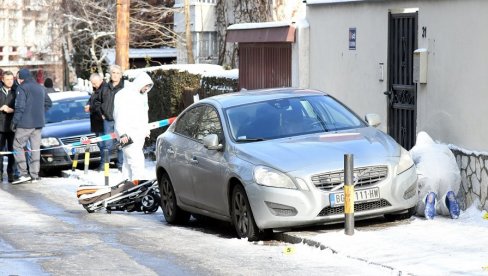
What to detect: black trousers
<box><xmin>0</xmin><ymin>131</ymin><xmax>15</xmax><ymax>176</ymax></box>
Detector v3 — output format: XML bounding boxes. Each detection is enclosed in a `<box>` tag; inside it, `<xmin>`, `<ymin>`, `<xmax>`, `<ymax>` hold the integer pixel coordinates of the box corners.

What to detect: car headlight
<box><xmin>41</xmin><ymin>137</ymin><xmax>60</xmax><ymax>147</ymax></box>
<box><xmin>397</xmin><ymin>147</ymin><xmax>414</xmax><ymax>175</ymax></box>
<box><xmin>253</xmin><ymin>166</ymin><xmax>297</xmax><ymax>189</ymax></box>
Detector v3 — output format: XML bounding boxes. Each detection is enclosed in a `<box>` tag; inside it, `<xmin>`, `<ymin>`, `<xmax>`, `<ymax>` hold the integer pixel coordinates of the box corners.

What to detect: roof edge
<box><xmin>306</xmin><ymin>0</ymin><xmax>373</xmax><ymax>5</ymax></box>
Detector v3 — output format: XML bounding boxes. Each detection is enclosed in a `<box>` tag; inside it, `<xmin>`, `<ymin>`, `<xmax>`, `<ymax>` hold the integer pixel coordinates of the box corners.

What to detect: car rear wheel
<box><xmin>158</xmin><ymin>172</ymin><xmax>190</xmax><ymax>224</ymax></box>
<box><xmin>231</xmin><ymin>185</ymin><xmax>260</xmax><ymax>241</ymax></box>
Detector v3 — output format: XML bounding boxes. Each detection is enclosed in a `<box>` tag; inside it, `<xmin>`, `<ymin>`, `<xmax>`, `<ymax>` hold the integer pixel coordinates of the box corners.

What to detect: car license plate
<box><xmin>329</xmin><ymin>187</ymin><xmax>380</xmax><ymax>207</ymax></box>
<box><xmin>74</xmin><ymin>144</ymin><xmax>100</xmax><ymax>154</ymax></box>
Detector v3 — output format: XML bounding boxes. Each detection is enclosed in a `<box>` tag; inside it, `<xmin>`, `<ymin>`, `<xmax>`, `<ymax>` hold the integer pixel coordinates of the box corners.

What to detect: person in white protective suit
<box><xmin>113</xmin><ymin>72</ymin><xmax>153</xmax><ymax>181</ymax></box>
<box><xmin>410</xmin><ymin>131</ymin><xmax>461</xmax><ymax>220</ymax></box>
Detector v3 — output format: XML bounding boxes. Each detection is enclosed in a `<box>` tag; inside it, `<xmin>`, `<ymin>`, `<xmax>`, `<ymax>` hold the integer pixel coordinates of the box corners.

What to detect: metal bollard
<box><xmin>84</xmin><ymin>144</ymin><xmax>90</xmax><ymax>174</ymax></box>
<box><xmin>104</xmin><ymin>149</ymin><xmax>109</xmax><ymax>186</ymax></box>
<box><xmin>344</xmin><ymin>154</ymin><xmax>355</xmax><ymax>235</ymax></box>
<box><xmin>72</xmin><ymin>151</ymin><xmax>79</xmax><ymax>172</ymax></box>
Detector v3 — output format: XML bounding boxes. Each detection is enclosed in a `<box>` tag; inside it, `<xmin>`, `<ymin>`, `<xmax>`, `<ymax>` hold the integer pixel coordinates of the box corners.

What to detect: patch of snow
<box><xmin>448</xmin><ymin>143</ymin><xmax>488</xmax><ymax>157</ymax></box>
<box><xmin>125</xmin><ymin>64</ymin><xmax>238</xmax><ymax>80</ymax></box>
<box><xmin>228</xmin><ymin>21</ymin><xmax>293</xmax><ymax>30</ymax></box>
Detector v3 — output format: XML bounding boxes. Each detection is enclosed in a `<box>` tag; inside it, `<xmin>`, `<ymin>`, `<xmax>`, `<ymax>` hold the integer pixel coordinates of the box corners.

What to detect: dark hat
<box><xmin>44</xmin><ymin>78</ymin><xmax>53</xmax><ymax>88</ymax></box>
<box><xmin>18</xmin><ymin>68</ymin><xmax>31</xmax><ymax>80</ymax></box>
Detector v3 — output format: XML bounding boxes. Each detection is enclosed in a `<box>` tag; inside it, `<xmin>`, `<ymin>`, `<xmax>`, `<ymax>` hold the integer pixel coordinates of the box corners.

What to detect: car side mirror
<box><xmin>203</xmin><ymin>134</ymin><xmax>223</xmax><ymax>150</ymax></box>
<box><xmin>365</xmin><ymin>113</ymin><xmax>381</xmax><ymax>127</ymax></box>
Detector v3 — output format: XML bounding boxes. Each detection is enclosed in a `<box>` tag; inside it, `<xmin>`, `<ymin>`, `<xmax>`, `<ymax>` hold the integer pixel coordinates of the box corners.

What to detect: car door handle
<box><xmin>189</xmin><ymin>156</ymin><xmax>199</xmax><ymax>164</ymax></box>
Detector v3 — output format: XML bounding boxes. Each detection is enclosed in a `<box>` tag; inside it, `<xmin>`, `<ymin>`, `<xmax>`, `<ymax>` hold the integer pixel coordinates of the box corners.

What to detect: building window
<box><xmin>194</xmin><ymin>31</ymin><xmax>217</xmax><ymax>62</ymax></box>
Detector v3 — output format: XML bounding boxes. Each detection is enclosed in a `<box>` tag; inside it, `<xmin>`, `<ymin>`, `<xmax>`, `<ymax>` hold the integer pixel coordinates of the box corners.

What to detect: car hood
<box><xmin>42</xmin><ymin>120</ymin><xmax>92</xmax><ymax>139</ymax></box>
<box><xmin>233</xmin><ymin>127</ymin><xmax>400</xmax><ymax>173</ymax></box>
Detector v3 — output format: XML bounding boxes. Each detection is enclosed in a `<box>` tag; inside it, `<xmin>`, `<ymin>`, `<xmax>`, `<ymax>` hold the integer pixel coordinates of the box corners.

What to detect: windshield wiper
<box><xmin>236</xmin><ymin>137</ymin><xmax>266</xmax><ymax>142</ymax></box>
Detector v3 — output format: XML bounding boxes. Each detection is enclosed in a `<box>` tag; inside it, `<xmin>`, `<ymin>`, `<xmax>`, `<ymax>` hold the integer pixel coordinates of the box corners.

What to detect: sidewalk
<box><xmin>278</xmin><ymin>206</ymin><xmax>488</xmax><ymax>275</ymax></box>
<box><xmin>62</xmin><ymin>159</ymin><xmax>157</xmax><ymax>186</ymax></box>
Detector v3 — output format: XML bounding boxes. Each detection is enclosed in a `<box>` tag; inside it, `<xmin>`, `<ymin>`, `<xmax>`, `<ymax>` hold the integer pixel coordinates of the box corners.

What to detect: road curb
<box><xmin>275</xmin><ymin>232</ymin><xmax>406</xmax><ymax>275</ymax></box>
<box><xmin>275</xmin><ymin>232</ymin><xmax>338</xmax><ymax>253</ymax></box>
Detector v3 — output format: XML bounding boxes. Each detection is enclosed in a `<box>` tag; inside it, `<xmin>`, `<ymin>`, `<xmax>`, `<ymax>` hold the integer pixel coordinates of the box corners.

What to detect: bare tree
<box><xmin>60</xmin><ymin>0</ymin><xmax>177</xmax><ymax>78</ymax></box>
<box><xmin>215</xmin><ymin>0</ymin><xmax>272</xmax><ymax>67</ymax></box>
<box><xmin>184</xmin><ymin>0</ymin><xmax>195</xmax><ymax>64</ymax></box>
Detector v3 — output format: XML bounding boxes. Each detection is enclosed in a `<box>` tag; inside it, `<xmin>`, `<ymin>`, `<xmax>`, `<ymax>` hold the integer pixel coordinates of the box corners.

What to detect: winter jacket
<box><xmin>95</xmin><ymin>80</ymin><xmax>124</xmax><ymax>121</ymax></box>
<box><xmin>87</xmin><ymin>82</ymin><xmax>106</xmax><ymax>133</ymax></box>
<box><xmin>0</xmin><ymin>85</ymin><xmax>16</xmax><ymax>132</ymax></box>
<box><xmin>13</xmin><ymin>78</ymin><xmax>52</xmax><ymax>129</ymax></box>
<box><xmin>113</xmin><ymin>72</ymin><xmax>154</xmax><ymax>140</ymax></box>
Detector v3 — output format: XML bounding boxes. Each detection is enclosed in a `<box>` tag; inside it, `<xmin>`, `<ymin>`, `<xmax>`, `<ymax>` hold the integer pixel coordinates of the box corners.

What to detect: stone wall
<box><xmin>451</xmin><ymin>148</ymin><xmax>488</xmax><ymax>212</ymax></box>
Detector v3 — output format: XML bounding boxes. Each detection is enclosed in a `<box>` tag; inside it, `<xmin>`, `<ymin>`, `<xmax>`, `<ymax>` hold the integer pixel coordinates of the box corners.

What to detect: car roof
<box><xmin>48</xmin><ymin>91</ymin><xmax>90</xmax><ymax>102</ymax></box>
<box><xmin>200</xmin><ymin>88</ymin><xmax>328</xmax><ymax>108</ymax></box>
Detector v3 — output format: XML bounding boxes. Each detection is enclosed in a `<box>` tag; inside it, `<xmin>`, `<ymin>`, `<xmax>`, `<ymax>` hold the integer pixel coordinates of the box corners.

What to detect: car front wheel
<box><xmin>158</xmin><ymin>172</ymin><xmax>190</xmax><ymax>224</ymax></box>
<box><xmin>231</xmin><ymin>185</ymin><xmax>260</xmax><ymax>241</ymax></box>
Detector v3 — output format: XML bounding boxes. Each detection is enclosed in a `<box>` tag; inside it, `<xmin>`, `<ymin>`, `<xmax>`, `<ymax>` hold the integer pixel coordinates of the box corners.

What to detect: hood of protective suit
<box><xmin>409</xmin><ymin>131</ymin><xmax>461</xmax><ymax>200</ymax></box>
<box><xmin>415</xmin><ymin>131</ymin><xmax>435</xmax><ymax>146</ymax></box>
<box><xmin>131</xmin><ymin>71</ymin><xmax>154</xmax><ymax>94</ymax></box>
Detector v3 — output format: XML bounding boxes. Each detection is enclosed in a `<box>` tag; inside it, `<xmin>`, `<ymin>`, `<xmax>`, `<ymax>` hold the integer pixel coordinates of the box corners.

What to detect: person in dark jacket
<box><xmin>11</xmin><ymin>68</ymin><xmax>52</xmax><ymax>184</ymax></box>
<box><xmin>85</xmin><ymin>73</ymin><xmax>106</xmax><ymax>170</ymax></box>
<box><xmin>94</xmin><ymin>65</ymin><xmax>124</xmax><ymax>171</ymax></box>
<box><xmin>43</xmin><ymin>78</ymin><xmax>56</xmax><ymax>93</ymax></box>
<box><xmin>0</xmin><ymin>71</ymin><xmax>17</xmax><ymax>182</ymax></box>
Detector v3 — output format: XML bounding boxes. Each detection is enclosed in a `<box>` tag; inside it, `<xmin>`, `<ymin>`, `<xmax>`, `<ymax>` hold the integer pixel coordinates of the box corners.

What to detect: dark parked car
<box><xmin>40</xmin><ymin>91</ymin><xmax>112</xmax><ymax>171</ymax></box>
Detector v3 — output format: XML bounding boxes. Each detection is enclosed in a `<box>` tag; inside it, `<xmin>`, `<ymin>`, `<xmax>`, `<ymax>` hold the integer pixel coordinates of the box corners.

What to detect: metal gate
<box><xmin>238</xmin><ymin>43</ymin><xmax>292</xmax><ymax>90</ymax></box>
<box><xmin>386</xmin><ymin>12</ymin><xmax>418</xmax><ymax>150</ymax></box>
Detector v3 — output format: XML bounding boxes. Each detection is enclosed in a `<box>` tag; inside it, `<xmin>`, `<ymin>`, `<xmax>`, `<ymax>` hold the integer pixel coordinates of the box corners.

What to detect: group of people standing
<box><xmin>86</xmin><ymin>65</ymin><xmax>125</xmax><ymax>172</ymax></box>
<box><xmin>86</xmin><ymin>65</ymin><xmax>154</xmax><ymax>181</ymax></box>
<box><xmin>0</xmin><ymin>65</ymin><xmax>154</xmax><ymax>184</ymax></box>
<box><xmin>0</xmin><ymin>68</ymin><xmax>52</xmax><ymax>184</ymax></box>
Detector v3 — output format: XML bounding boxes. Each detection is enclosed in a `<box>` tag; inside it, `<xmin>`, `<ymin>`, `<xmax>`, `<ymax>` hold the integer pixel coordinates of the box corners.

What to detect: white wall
<box><xmin>307</xmin><ymin>2</ymin><xmax>390</xmax><ymax>133</ymax></box>
<box><xmin>174</xmin><ymin>2</ymin><xmax>216</xmax><ymax>33</ymax></box>
<box><xmin>307</xmin><ymin>0</ymin><xmax>488</xmax><ymax>151</ymax></box>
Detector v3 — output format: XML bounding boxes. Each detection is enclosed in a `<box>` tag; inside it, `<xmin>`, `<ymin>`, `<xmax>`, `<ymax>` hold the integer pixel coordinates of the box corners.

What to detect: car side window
<box><xmin>174</xmin><ymin>106</ymin><xmax>203</xmax><ymax>139</ymax></box>
<box><xmin>195</xmin><ymin>106</ymin><xmax>223</xmax><ymax>141</ymax></box>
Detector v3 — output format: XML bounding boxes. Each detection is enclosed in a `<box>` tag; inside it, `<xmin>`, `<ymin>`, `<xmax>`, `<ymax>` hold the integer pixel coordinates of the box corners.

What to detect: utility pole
<box><xmin>116</xmin><ymin>0</ymin><xmax>130</xmax><ymax>70</ymax></box>
<box><xmin>184</xmin><ymin>0</ymin><xmax>195</xmax><ymax>64</ymax></box>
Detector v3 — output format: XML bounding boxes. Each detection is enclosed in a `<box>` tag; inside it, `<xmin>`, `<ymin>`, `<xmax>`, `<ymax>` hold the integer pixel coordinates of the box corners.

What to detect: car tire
<box><xmin>384</xmin><ymin>206</ymin><xmax>416</xmax><ymax>221</ymax></box>
<box><xmin>231</xmin><ymin>185</ymin><xmax>260</xmax><ymax>241</ymax></box>
<box><xmin>158</xmin><ymin>172</ymin><xmax>190</xmax><ymax>224</ymax></box>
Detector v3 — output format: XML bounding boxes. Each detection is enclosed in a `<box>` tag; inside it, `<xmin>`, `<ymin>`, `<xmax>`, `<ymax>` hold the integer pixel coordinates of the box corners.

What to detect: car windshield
<box><xmin>45</xmin><ymin>98</ymin><xmax>89</xmax><ymax>123</ymax></box>
<box><xmin>225</xmin><ymin>95</ymin><xmax>365</xmax><ymax>141</ymax></box>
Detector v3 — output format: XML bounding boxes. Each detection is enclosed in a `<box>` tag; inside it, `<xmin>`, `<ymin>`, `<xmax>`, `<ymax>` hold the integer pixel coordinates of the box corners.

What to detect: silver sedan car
<box><xmin>156</xmin><ymin>88</ymin><xmax>417</xmax><ymax>241</ymax></box>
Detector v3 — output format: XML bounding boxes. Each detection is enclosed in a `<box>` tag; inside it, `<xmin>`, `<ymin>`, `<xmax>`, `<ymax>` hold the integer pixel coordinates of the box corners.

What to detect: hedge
<box><xmin>145</xmin><ymin>69</ymin><xmax>238</xmax><ymax>145</ymax></box>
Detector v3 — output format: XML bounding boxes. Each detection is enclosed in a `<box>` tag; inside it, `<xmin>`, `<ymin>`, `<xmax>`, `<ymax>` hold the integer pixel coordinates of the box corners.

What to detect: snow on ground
<box><xmin>64</xmin><ymin>159</ymin><xmax>488</xmax><ymax>275</ymax></box>
<box><xmin>66</xmin><ymin>159</ymin><xmax>157</xmax><ymax>186</ymax></box>
<box><xmin>298</xmin><ymin>205</ymin><xmax>488</xmax><ymax>275</ymax></box>
<box><xmin>124</xmin><ymin>64</ymin><xmax>238</xmax><ymax>80</ymax></box>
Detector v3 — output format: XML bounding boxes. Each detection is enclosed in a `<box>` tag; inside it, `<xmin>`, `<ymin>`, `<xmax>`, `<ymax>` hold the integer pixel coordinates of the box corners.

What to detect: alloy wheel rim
<box><xmin>142</xmin><ymin>194</ymin><xmax>154</xmax><ymax>208</ymax></box>
<box><xmin>234</xmin><ymin>192</ymin><xmax>248</xmax><ymax>235</ymax></box>
<box><xmin>161</xmin><ymin>179</ymin><xmax>174</xmax><ymax>216</ymax></box>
